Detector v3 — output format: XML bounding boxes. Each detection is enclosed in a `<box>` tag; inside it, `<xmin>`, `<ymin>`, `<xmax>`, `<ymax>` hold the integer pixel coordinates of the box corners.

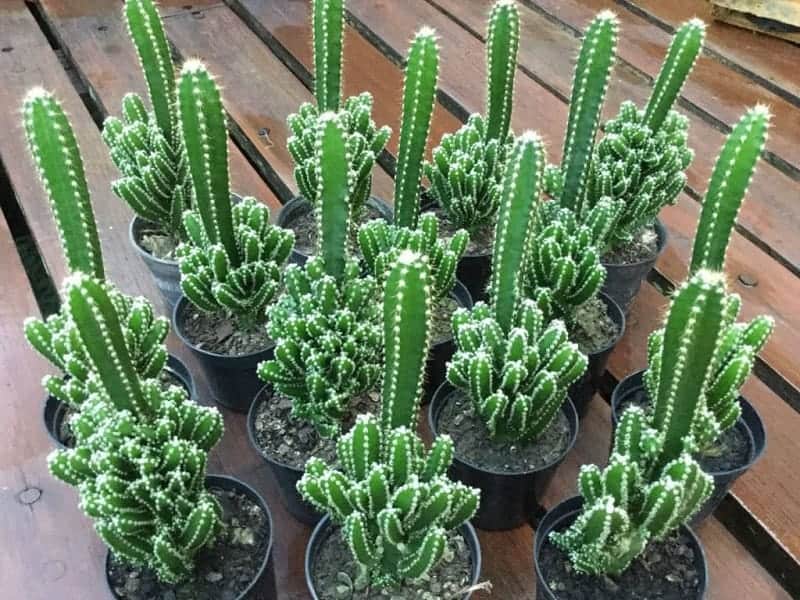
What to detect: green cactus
<box><xmin>485</xmin><ymin>0</ymin><xmax>520</xmax><ymax>142</ymax></box>
<box><xmin>297</xmin><ymin>251</ymin><xmax>480</xmax><ymax>588</ymax></box>
<box><xmin>394</xmin><ymin>27</ymin><xmax>440</xmax><ymax>229</ymax></box>
<box><xmin>102</xmin><ymin>0</ymin><xmax>191</xmax><ymax>242</ymax></box>
<box><xmin>48</xmin><ymin>274</ymin><xmax>224</xmax><ymax>584</ymax></box>
<box><xmin>312</xmin><ymin>0</ymin><xmax>344</xmax><ymax>112</ymax></box>
<box><xmin>23</xmin><ymin>88</ymin><xmax>104</xmax><ymax>280</ymax></box>
<box><xmin>260</xmin><ymin>113</ymin><xmax>381</xmax><ymax>437</ymax></box>
<box><xmin>175</xmin><ymin>61</ymin><xmax>294</xmax><ymax>327</ymax></box>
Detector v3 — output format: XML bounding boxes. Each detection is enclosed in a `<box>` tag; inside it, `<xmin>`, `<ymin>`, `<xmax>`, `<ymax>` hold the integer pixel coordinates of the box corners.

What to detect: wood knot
<box><xmin>18</xmin><ymin>487</ymin><xmax>42</xmax><ymax>505</ymax></box>
<box><xmin>737</xmin><ymin>273</ymin><xmax>758</xmax><ymax>288</ymax></box>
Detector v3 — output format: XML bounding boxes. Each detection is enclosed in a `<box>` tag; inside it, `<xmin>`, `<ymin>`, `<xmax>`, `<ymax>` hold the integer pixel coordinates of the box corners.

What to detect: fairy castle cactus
<box><xmin>259</xmin><ymin>113</ymin><xmax>382</xmax><ymax>437</ymax></box>
<box><xmin>423</xmin><ymin>0</ymin><xmax>519</xmax><ymax>232</ymax></box>
<box><xmin>48</xmin><ymin>274</ymin><xmax>224</xmax><ymax>584</ymax></box>
<box><xmin>175</xmin><ymin>61</ymin><xmax>294</xmax><ymax>327</ymax></box>
<box><xmin>102</xmin><ymin>0</ymin><xmax>191</xmax><ymax>241</ymax></box>
<box><xmin>446</xmin><ymin>133</ymin><xmax>587</xmax><ymax>442</ymax></box>
<box><xmin>287</xmin><ymin>0</ymin><xmax>390</xmax><ymax>223</ymax></box>
<box><xmin>298</xmin><ymin>251</ymin><xmax>480</xmax><ymax>588</ymax></box>
<box><xmin>22</xmin><ymin>87</ymin><xmax>169</xmax><ymax>409</ymax></box>
<box><xmin>522</xmin><ymin>203</ymin><xmax>614</xmax><ymax>324</ymax></box>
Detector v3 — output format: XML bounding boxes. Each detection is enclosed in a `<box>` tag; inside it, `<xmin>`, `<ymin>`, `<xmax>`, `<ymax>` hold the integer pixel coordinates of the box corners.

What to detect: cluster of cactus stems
<box><xmin>423</xmin><ymin>0</ymin><xmax>519</xmax><ymax>232</ymax></box>
<box><xmin>554</xmin><ymin>107</ymin><xmax>774</xmax><ymax>575</ymax></box>
<box><xmin>298</xmin><ymin>251</ymin><xmax>480</xmax><ymax>588</ymax></box>
<box><xmin>103</xmin><ymin>0</ymin><xmax>191</xmax><ymax>242</ymax></box>
<box><xmin>359</xmin><ymin>28</ymin><xmax>469</xmax><ymax>302</ymax></box>
<box><xmin>447</xmin><ymin>133</ymin><xmax>587</xmax><ymax>442</ymax></box>
<box><xmin>22</xmin><ymin>87</ymin><xmax>170</xmax><ymax>409</ymax></box>
<box><xmin>260</xmin><ymin>113</ymin><xmax>382</xmax><ymax>437</ymax></box>
<box><xmin>48</xmin><ymin>274</ymin><xmax>224</xmax><ymax>584</ymax></box>
<box><xmin>287</xmin><ymin>0</ymin><xmax>391</xmax><ymax>223</ymax></box>
<box><xmin>175</xmin><ymin>61</ymin><xmax>294</xmax><ymax>328</ymax></box>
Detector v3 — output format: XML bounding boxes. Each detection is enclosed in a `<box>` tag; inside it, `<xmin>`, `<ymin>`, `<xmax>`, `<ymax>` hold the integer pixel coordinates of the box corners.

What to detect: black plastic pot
<box><xmin>106</xmin><ymin>474</ymin><xmax>276</xmax><ymax>600</ymax></box>
<box><xmin>429</xmin><ymin>382</ymin><xmax>579</xmax><ymax>531</ymax></box>
<box><xmin>456</xmin><ymin>251</ymin><xmax>492</xmax><ymax>303</ymax></box>
<box><xmin>601</xmin><ymin>218</ymin><xmax>667</xmax><ymax>314</ymax></box>
<box><xmin>276</xmin><ymin>195</ymin><xmax>394</xmax><ymax>266</ymax></box>
<box><xmin>130</xmin><ymin>216</ymin><xmax>182</xmax><ymax>313</ymax></box>
<box><xmin>43</xmin><ymin>354</ymin><xmax>195</xmax><ymax>449</ymax></box>
<box><xmin>568</xmin><ymin>292</ymin><xmax>626</xmax><ymax>418</ymax></box>
<box><xmin>534</xmin><ymin>496</ymin><xmax>707</xmax><ymax>600</ymax></box>
<box><xmin>247</xmin><ymin>384</ymin><xmax>323</xmax><ymax>526</ymax></box>
<box><xmin>305</xmin><ymin>515</ymin><xmax>482</xmax><ymax>599</ymax></box>
<box><xmin>173</xmin><ymin>296</ymin><xmax>272</xmax><ymax>413</ymax></box>
<box><xmin>610</xmin><ymin>370</ymin><xmax>766</xmax><ymax>525</ymax></box>
<box><xmin>423</xmin><ymin>281</ymin><xmax>473</xmax><ymax>405</ymax></box>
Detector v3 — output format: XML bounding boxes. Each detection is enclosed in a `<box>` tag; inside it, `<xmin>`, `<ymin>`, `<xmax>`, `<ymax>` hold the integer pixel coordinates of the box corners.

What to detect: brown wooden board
<box><xmin>627</xmin><ymin>0</ymin><xmax>800</xmax><ymax>103</ymax></box>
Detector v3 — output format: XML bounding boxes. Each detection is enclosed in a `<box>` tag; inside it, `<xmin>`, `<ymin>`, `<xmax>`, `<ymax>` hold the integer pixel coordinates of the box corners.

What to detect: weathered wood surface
<box><xmin>0</xmin><ymin>0</ymin><xmax>798</xmax><ymax>597</ymax></box>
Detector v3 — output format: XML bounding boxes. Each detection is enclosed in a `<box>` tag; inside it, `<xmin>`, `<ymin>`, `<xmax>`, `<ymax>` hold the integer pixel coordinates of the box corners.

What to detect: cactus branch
<box><xmin>313</xmin><ymin>0</ymin><xmax>345</xmax><ymax>112</ymax></box>
<box><xmin>485</xmin><ymin>0</ymin><xmax>520</xmax><ymax>142</ymax></box>
<box><xmin>316</xmin><ymin>112</ymin><xmax>351</xmax><ymax>279</ymax></box>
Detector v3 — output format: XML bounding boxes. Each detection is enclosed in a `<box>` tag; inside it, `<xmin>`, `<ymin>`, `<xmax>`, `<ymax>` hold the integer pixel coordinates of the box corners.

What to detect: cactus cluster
<box><xmin>175</xmin><ymin>61</ymin><xmax>294</xmax><ymax>327</ymax></box>
<box><xmin>259</xmin><ymin>114</ymin><xmax>382</xmax><ymax>437</ymax></box>
<box><xmin>298</xmin><ymin>251</ymin><xmax>480</xmax><ymax>587</ymax></box>
<box><xmin>103</xmin><ymin>0</ymin><xmax>191</xmax><ymax>242</ymax></box>
<box><xmin>423</xmin><ymin>0</ymin><xmax>519</xmax><ymax>232</ymax></box>
<box><xmin>48</xmin><ymin>275</ymin><xmax>224</xmax><ymax>584</ymax></box>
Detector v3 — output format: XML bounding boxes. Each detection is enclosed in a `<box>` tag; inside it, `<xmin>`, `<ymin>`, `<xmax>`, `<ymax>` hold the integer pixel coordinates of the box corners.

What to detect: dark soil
<box><xmin>134</xmin><ymin>220</ymin><xmax>178</xmax><ymax>261</ymax></box>
<box><xmin>431</xmin><ymin>296</ymin><xmax>459</xmax><ymax>345</ymax></box>
<box><xmin>312</xmin><ymin>525</ymin><xmax>474</xmax><ymax>599</ymax></box>
<box><xmin>571</xmin><ymin>296</ymin><xmax>620</xmax><ymax>355</ymax></box>
<box><xmin>108</xmin><ymin>485</ymin><xmax>270</xmax><ymax>600</ymax></box>
<box><xmin>286</xmin><ymin>202</ymin><xmax>387</xmax><ymax>256</ymax></box>
<box><xmin>437</xmin><ymin>388</ymin><xmax>571</xmax><ymax>474</ymax></box>
<box><xmin>179</xmin><ymin>302</ymin><xmax>271</xmax><ymax>356</ymax></box>
<box><xmin>618</xmin><ymin>388</ymin><xmax>753</xmax><ymax>473</ymax></box>
<box><xmin>252</xmin><ymin>385</ymin><xmax>380</xmax><ymax>469</ymax></box>
<box><xmin>538</xmin><ymin>527</ymin><xmax>703</xmax><ymax>600</ymax></box>
<box><xmin>602</xmin><ymin>224</ymin><xmax>659</xmax><ymax>266</ymax></box>
<box><xmin>426</xmin><ymin>206</ymin><xmax>494</xmax><ymax>257</ymax></box>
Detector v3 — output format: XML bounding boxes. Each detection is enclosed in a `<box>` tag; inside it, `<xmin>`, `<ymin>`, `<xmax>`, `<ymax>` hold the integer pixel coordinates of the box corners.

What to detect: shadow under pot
<box><xmin>305</xmin><ymin>515</ymin><xmax>482</xmax><ymax>600</ymax></box>
<box><xmin>534</xmin><ymin>496</ymin><xmax>708</xmax><ymax>600</ymax></box>
<box><xmin>173</xmin><ymin>296</ymin><xmax>273</xmax><ymax>413</ymax></box>
<box><xmin>106</xmin><ymin>474</ymin><xmax>276</xmax><ymax>600</ymax></box>
<box><xmin>43</xmin><ymin>354</ymin><xmax>196</xmax><ymax>449</ymax></box>
<box><xmin>601</xmin><ymin>218</ymin><xmax>668</xmax><ymax>315</ymax></box>
<box><xmin>429</xmin><ymin>382</ymin><xmax>579</xmax><ymax>531</ymax></box>
<box><xmin>610</xmin><ymin>370</ymin><xmax>765</xmax><ymax>525</ymax></box>
<box><xmin>567</xmin><ymin>292</ymin><xmax>626</xmax><ymax>418</ymax></box>
<box><xmin>246</xmin><ymin>383</ymin><xmax>323</xmax><ymax>526</ymax></box>
<box><xmin>422</xmin><ymin>280</ymin><xmax>473</xmax><ymax>405</ymax></box>
<box><xmin>130</xmin><ymin>216</ymin><xmax>182</xmax><ymax>313</ymax></box>
<box><xmin>276</xmin><ymin>195</ymin><xmax>394</xmax><ymax>266</ymax></box>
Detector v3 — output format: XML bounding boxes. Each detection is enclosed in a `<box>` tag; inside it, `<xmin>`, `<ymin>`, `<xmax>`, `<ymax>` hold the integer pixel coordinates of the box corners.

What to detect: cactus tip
<box><xmin>687</xmin><ymin>17</ymin><xmax>707</xmax><ymax>30</ymax></box>
<box><xmin>597</xmin><ymin>9</ymin><xmax>618</xmax><ymax>22</ymax></box>
<box><xmin>396</xmin><ymin>248</ymin><xmax>422</xmax><ymax>266</ymax></box>
<box><xmin>416</xmin><ymin>25</ymin><xmax>437</xmax><ymax>39</ymax></box>
<box><xmin>180</xmin><ymin>58</ymin><xmax>209</xmax><ymax>75</ymax></box>
<box><xmin>24</xmin><ymin>86</ymin><xmax>51</xmax><ymax>103</ymax></box>
<box><xmin>750</xmin><ymin>103</ymin><xmax>772</xmax><ymax>120</ymax></box>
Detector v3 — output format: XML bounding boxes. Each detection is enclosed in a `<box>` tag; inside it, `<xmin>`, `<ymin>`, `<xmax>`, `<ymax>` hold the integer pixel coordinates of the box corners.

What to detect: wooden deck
<box><xmin>1</xmin><ymin>1</ymin><xmax>798</xmax><ymax>598</ymax></box>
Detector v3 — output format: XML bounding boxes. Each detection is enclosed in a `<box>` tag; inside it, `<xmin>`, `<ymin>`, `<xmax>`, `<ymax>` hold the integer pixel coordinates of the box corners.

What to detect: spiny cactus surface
<box><xmin>312</xmin><ymin>0</ymin><xmax>344</xmax><ymax>112</ymax></box>
<box><xmin>485</xmin><ymin>0</ymin><xmax>520</xmax><ymax>143</ymax></box>
<box><xmin>297</xmin><ymin>251</ymin><xmax>480</xmax><ymax>587</ymax></box>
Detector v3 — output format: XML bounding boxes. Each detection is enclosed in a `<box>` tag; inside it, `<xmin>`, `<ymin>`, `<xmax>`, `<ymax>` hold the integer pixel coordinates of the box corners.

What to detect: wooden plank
<box><xmin>347</xmin><ymin>0</ymin><xmax>800</xmax><ymax>450</ymax></box>
<box><xmin>627</xmin><ymin>0</ymin><xmax>800</xmax><ymax>102</ymax></box>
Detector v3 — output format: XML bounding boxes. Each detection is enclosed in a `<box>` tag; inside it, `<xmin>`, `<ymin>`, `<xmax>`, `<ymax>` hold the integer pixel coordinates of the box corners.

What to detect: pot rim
<box><xmin>429</xmin><ymin>381</ymin><xmax>580</xmax><ymax>478</ymax></box>
<box><xmin>105</xmin><ymin>473</ymin><xmax>274</xmax><ymax>600</ymax></box>
<box><xmin>584</xmin><ymin>291</ymin><xmax>626</xmax><ymax>358</ymax></box>
<box><xmin>305</xmin><ymin>515</ymin><xmax>482</xmax><ymax>600</ymax></box>
<box><xmin>172</xmin><ymin>295</ymin><xmax>275</xmax><ymax>361</ymax></box>
<box><xmin>601</xmin><ymin>217</ymin><xmax>668</xmax><ymax>270</ymax></box>
<box><xmin>533</xmin><ymin>496</ymin><xmax>707</xmax><ymax>600</ymax></box>
<box><xmin>611</xmin><ymin>369</ymin><xmax>766</xmax><ymax>478</ymax></box>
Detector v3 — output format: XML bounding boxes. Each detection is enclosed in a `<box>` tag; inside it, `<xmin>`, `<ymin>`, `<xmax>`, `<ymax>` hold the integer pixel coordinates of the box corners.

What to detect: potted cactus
<box><xmin>47</xmin><ymin>274</ymin><xmax>275</xmax><ymax>599</ymax></box>
<box><xmin>279</xmin><ymin>0</ymin><xmax>392</xmax><ymax>263</ymax></box>
<box><xmin>249</xmin><ymin>113</ymin><xmax>383</xmax><ymax>523</ymax></box>
<box><xmin>429</xmin><ymin>132</ymin><xmax>586</xmax><ymax>530</ymax></box>
<box><xmin>171</xmin><ymin>60</ymin><xmax>294</xmax><ymax>413</ymax></box>
<box><xmin>102</xmin><ymin>0</ymin><xmax>191</xmax><ymax>311</ymax></box>
<box><xmin>358</xmin><ymin>27</ymin><xmax>471</xmax><ymax>403</ymax></box>
<box><xmin>522</xmin><ymin>200</ymin><xmax>624</xmax><ymax>415</ymax></box>
<box><xmin>423</xmin><ymin>0</ymin><xmax>519</xmax><ymax>300</ymax></box>
<box><xmin>299</xmin><ymin>250</ymin><xmax>483</xmax><ymax>598</ymax></box>
<box><xmin>546</xmin><ymin>16</ymin><xmax>705</xmax><ymax>313</ymax></box>
<box><xmin>611</xmin><ymin>106</ymin><xmax>773</xmax><ymax>522</ymax></box>
<box><xmin>535</xmin><ymin>271</ymin><xmax>730</xmax><ymax>600</ymax></box>
<box><xmin>21</xmin><ymin>87</ymin><xmax>193</xmax><ymax>448</ymax></box>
